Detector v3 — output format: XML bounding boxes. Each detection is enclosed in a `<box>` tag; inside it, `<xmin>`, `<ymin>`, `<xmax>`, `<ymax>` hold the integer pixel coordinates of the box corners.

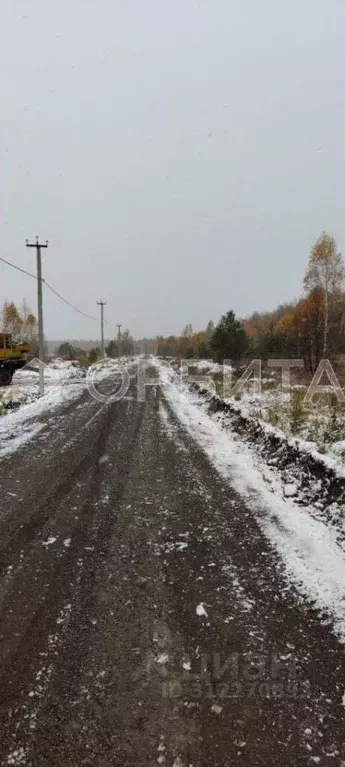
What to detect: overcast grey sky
<box><xmin>1</xmin><ymin>0</ymin><xmax>345</xmax><ymax>340</ymax></box>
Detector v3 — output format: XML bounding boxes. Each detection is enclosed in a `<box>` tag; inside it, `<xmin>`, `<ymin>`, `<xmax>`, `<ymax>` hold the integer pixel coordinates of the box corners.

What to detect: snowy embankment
<box><xmin>0</xmin><ymin>361</ymin><xmax>85</xmax><ymax>459</ymax></box>
<box><xmin>0</xmin><ymin>384</ymin><xmax>81</xmax><ymax>459</ymax></box>
<box><xmin>158</xmin><ymin>360</ymin><xmax>345</xmax><ymax>645</ymax></box>
<box><xmin>0</xmin><ymin>358</ymin><xmax>129</xmax><ymax>460</ymax></box>
<box><xmin>191</xmin><ymin>385</ymin><xmax>345</xmax><ymax>528</ymax></box>
<box><xmin>172</xmin><ymin>359</ymin><xmax>345</xmax><ymax>543</ymax></box>
<box><xmin>0</xmin><ymin>359</ymin><xmax>85</xmax><ymax>411</ymax></box>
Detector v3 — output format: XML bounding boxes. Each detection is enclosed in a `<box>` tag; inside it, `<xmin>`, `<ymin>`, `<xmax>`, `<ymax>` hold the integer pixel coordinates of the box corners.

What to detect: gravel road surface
<box><xmin>0</xmin><ymin>367</ymin><xmax>345</xmax><ymax>766</ymax></box>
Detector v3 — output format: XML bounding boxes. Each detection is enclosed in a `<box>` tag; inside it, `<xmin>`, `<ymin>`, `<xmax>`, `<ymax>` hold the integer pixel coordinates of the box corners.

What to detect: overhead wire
<box><xmin>43</xmin><ymin>280</ymin><xmax>98</xmax><ymax>321</ymax></box>
<box><xmin>0</xmin><ymin>255</ymin><xmax>98</xmax><ymax>322</ymax></box>
<box><xmin>0</xmin><ymin>255</ymin><xmax>37</xmax><ymax>281</ymax></box>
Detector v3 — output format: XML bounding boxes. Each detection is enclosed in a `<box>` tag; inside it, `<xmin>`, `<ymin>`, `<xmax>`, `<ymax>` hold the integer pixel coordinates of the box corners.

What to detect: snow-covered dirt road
<box><xmin>0</xmin><ymin>363</ymin><xmax>345</xmax><ymax>765</ymax></box>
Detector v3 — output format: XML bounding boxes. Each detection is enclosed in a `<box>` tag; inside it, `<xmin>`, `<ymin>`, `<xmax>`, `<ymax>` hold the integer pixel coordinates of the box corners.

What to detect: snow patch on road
<box><xmin>160</xmin><ymin>364</ymin><xmax>345</xmax><ymax>644</ymax></box>
<box><xmin>42</xmin><ymin>537</ymin><xmax>57</xmax><ymax>547</ymax></box>
<box><xmin>159</xmin><ymin>400</ymin><xmax>188</xmax><ymax>454</ymax></box>
<box><xmin>196</xmin><ymin>602</ymin><xmax>208</xmax><ymax>617</ymax></box>
<box><xmin>6</xmin><ymin>747</ymin><xmax>28</xmax><ymax>765</ymax></box>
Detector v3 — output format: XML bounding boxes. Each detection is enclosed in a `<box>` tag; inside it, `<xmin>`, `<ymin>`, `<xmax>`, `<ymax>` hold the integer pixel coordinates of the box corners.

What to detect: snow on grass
<box><xmin>158</xmin><ymin>362</ymin><xmax>345</xmax><ymax>644</ymax></box>
<box><xmin>191</xmin><ymin>359</ymin><xmax>234</xmax><ymax>374</ymax></box>
<box><xmin>183</xmin><ymin>360</ymin><xmax>345</xmax><ymax>470</ymax></box>
<box><xmin>233</xmin><ymin>384</ymin><xmax>345</xmax><ymax>467</ymax></box>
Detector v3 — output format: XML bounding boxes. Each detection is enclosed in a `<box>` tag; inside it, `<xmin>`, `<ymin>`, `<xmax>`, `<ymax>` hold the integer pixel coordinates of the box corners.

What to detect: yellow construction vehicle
<box><xmin>0</xmin><ymin>332</ymin><xmax>31</xmax><ymax>385</ymax></box>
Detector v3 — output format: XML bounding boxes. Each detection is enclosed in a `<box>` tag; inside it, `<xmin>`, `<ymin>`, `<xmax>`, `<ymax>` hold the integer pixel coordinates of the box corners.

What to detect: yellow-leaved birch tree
<box><xmin>304</xmin><ymin>232</ymin><xmax>345</xmax><ymax>356</ymax></box>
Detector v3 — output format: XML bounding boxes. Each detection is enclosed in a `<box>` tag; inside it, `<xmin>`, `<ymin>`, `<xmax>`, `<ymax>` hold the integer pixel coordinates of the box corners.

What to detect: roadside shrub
<box><xmin>88</xmin><ymin>347</ymin><xmax>101</xmax><ymax>364</ymax></box>
<box><xmin>290</xmin><ymin>389</ymin><xmax>306</xmax><ymax>435</ymax></box>
<box><xmin>323</xmin><ymin>396</ymin><xmax>344</xmax><ymax>444</ymax></box>
<box><xmin>267</xmin><ymin>407</ymin><xmax>280</xmax><ymax>427</ymax></box>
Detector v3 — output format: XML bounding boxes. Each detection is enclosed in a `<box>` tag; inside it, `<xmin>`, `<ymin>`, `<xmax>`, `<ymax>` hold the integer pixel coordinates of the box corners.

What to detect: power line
<box><xmin>0</xmin><ymin>255</ymin><xmax>37</xmax><ymax>281</ymax></box>
<box><xmin>0</xmin><ymin>254</ymin><xmax>98</xmax><ymax>322</ymax></box>
<box><xmin>45</xmin><ymin>281</ymin><xmax>98</xmax><ymax>321</ymax></box>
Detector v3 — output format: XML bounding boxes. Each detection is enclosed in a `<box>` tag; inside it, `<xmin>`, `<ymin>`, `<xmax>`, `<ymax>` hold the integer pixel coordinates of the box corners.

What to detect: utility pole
<box><xmin>26</xmin><ymin>236</ymin><xmax>48</xmax><ymax>396</ymax></box>
<box><xmin>97</xmin><ymin>301</ymin><xmax>106</xmax><ymax>357</ymax></box>
<box><xmin>116</xmin><ymin>323</ymin><xmax>122</xmax><ymax>358</ymax></box>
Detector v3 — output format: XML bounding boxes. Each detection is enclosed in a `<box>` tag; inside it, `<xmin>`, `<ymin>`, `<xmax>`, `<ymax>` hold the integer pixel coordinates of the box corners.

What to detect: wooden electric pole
<box><xmin>26</xmin><ymin>236</ymin><xmax>48</xmax><ymax>395</ymax></box>
<box><xmin>116</xmin><ymin>323</ymin><xmax>122</xmax><ymax>357</ymax></box>
<box><xmin>97</xmin><ymin>301</ymin><xmax>106</xmax><ymax>357</ymax></box>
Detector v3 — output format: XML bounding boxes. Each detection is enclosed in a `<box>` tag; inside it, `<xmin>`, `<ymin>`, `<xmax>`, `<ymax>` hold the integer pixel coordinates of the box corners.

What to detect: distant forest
<box><xmin>155</xmin><ymin>232</ymin><xmax>345</xmax><ymax>374</ymax></box>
